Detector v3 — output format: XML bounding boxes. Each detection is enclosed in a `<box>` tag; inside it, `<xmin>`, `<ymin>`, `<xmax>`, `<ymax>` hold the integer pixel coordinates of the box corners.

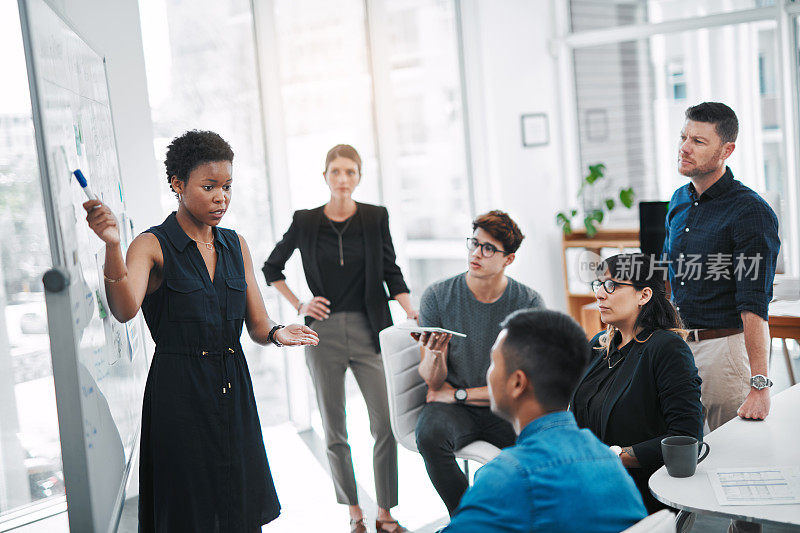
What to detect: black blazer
<box><xmin>570</xmin><ymin>329</ymin><xmax>703</xmax><ymax>511</ymax></box>
<box><xmin>262</xmin><ymin>202</ymin><xmax>409</xmax><ymax>351</ymax></box>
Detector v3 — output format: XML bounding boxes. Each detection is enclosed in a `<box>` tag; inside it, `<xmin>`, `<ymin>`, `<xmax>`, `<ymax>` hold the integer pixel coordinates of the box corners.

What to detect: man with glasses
<box><xmin>414</xmin><ymin>210</ymin><xmax>543</xmax><ymax>515</ymax></box>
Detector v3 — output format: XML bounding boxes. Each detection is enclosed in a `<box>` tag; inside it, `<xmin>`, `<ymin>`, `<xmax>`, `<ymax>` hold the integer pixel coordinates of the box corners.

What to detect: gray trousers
<box><xmin>305</xmin><ymin>311</ymin><xmax>398</xmax><ymax>509</ymax></box>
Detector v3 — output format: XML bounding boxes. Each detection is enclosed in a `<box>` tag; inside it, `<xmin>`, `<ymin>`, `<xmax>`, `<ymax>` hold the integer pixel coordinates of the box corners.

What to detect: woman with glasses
<box><xmin>262</xmin><ymin>145</ymin><xmax>416</xmax><ymax>533</ymax></box>
<box><xmin>569</xmin><ymin>253</ymin><xmax>703</xmax><ymax>514</ymax></box>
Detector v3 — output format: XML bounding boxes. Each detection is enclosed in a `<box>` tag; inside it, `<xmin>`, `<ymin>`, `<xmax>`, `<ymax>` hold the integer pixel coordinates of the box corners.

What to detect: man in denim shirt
<box><xmin>443</xmin><ymin>309</ymin><xmax>646</xmax><ymax>533</ymax></box>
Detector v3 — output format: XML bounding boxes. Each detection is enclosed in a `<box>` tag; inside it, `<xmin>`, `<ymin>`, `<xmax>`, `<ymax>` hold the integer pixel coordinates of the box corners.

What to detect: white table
<box><xmin>649</xmin><ymin>384</ymin><xmax>800</xmax><ymax>527</ymax></box>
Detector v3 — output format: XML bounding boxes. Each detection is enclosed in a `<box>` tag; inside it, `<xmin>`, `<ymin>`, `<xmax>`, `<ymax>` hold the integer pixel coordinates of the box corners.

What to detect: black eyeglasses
<box><xmin>591</xmin><ymin>279</ymin><xmax>636</xmax><ymax>294</ymax></box>
<box><xmin>466</xmin><ymin>237</ymin><xmax>509</xmax><ymax>258</ymax></box>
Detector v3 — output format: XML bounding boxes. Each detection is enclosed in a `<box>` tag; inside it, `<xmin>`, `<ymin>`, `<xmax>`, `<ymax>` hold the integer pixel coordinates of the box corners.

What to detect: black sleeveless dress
<box><xmin>137</xmin><ymin>213</ymin><xmax>280</xmax><ymax>532</ymax></box>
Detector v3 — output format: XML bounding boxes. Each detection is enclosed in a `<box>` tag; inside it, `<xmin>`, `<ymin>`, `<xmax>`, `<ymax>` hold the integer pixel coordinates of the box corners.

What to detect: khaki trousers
<box><xmin>304</xmin><ymin>311</ymin><xmax>398</xmax><ymax>509</ymax></box>
<box><xmin>688</xmin><ymin>333</ymin><xmax>762</xmax><ymax>532</ymax></box>
<box><xmin>687</xmin><ymin>332</ymin><xmax>751</xmax><ymax>432</ymax></box>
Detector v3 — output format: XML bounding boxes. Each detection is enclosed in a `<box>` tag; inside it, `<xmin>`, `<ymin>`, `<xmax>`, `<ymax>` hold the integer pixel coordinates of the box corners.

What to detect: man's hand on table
<box><xmin>737</xmin><ymin>388</ymin><xmax>771</xmax><ymax>420</ymax></box>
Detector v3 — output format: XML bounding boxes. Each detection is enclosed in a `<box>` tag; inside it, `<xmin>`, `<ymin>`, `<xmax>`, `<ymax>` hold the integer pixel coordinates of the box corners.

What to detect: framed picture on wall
<box><xmin>520</xmin><ymin>113</ymin><xmax>549</xmax><ymax>147</ymax></box>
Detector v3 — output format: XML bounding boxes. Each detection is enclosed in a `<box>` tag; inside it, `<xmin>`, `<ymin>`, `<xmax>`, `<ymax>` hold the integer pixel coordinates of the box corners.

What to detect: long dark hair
<box><xmin>596</xmin><ymin>253</ymin><xmax>686</xmax><ymax>355</ymax></box>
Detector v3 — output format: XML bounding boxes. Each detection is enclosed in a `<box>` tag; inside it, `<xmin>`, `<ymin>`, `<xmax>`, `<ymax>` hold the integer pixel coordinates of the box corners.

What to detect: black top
<box><xmin>571</xmin><ymin>336</ymin><xmax>634</xmax><ymax>435</ymax></box>
<box><xmin>262</xmin><ymin>202</ymin><xmax>410</xmax><ymax>351</ymax></box>
<box><xmin>664</xmin><ymin>166</ymin><xmax>780</xmax><ymax>328</ymax></box>
<box><xmin>317</xmin><ymin>212</ymin><xmax>366</xmax><ymax>313</ymax></box>
<box><xmin>139</xmin><ymin>212</ymin><xmax>280</xmax><ymax>531</ymax></box>
<box><xmin>569</xmin><ymin>329</ymin><xmax>703</xmax><ymax>514</ymax></box>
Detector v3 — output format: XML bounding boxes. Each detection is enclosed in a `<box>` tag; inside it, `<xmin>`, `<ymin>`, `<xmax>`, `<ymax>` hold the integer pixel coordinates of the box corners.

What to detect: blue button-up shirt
<box><xmin>442</xmin><ymin>411</ymin><xmax>646</xmax><ymax>533</ymax></box>
<box><xmin>663</xmin><ymin>167</ymin><xmax>779</xmax><ymax>329</ymax></box>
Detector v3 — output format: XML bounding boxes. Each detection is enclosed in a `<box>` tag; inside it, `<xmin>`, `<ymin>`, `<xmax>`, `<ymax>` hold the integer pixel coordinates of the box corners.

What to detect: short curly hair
<box><xmin>472</xmin><ymin>210</ymin><xmax>525</xmax><ymax>254</ymax></box>
<box><xmin>165</xmin><ymin>130</ymin><xmax>234</xmax><ymax>192</ymax></box>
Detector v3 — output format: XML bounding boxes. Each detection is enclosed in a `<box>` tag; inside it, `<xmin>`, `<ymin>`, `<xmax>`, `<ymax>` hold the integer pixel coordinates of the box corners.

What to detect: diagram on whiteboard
<box><xmin>19</xmin><ymin>0</ymin><xmax>150</xmax><ymax>529</ymax></box>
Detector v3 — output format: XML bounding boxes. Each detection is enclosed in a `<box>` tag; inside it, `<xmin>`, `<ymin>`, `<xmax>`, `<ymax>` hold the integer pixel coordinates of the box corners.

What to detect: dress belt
<box><xmin>687</xmin><ymin>328</ymin><xmax>743</xmax><ymax>342</ymax></box>
<box><xmin>154</xmin><ymin>345</ymin><xmax>240</xmax><ymax>394</ymax></box>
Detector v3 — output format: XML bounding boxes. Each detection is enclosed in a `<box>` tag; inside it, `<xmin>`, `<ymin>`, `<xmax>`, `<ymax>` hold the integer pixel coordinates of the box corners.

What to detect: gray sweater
<box><xmin>419</xmin><ymin>273</ymin><xmax>544</xmax><ymax>389</ymax></box>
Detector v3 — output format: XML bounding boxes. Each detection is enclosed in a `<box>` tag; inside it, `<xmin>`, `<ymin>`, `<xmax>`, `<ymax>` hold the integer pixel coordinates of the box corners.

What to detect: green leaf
<box><xmin>556</xmin><ymin>212</ymin><xmax>573</xmax><ymax>235</ymax></box>
<box><xmin>585</xmin><ymin>163</ymin><xmax>606</xmax><ymax>185</ymax></box>
<box><xmin>619</xmin><ymin>187</ymin><xmax>635</xmax><ymax>208</ymax></box>
<box><xmin>605</xmin><ymin>198</ymin><xmax>615</xmax><ymax>210</ymax></box>
<box><xmin>591</xmin><ymin>209</ymin><xmax>604</xmax><ymax>224</ymax></box>
<box><xmin>570</xmin><ymin>209</ymin><xmax>578</xmax><ymax>217</ymax></box>
<box><xmin>584</xmin><ymin>217</ymin><xmax>598</xmax><ymax>237</ymax></box>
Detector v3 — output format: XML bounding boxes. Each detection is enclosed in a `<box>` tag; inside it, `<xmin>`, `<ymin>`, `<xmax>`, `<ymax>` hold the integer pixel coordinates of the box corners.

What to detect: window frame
<box><xmin>554</xmin><ymin>0</ymin><xmax>800</xmax><ymax>276</ymax></box>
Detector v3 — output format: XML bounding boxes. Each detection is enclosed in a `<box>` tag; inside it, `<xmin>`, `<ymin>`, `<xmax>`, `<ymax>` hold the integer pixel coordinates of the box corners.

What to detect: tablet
<box><xmin>397</xmin><ymin>325</ymin><xmax>467</xmax><ymax>338</ymax></box>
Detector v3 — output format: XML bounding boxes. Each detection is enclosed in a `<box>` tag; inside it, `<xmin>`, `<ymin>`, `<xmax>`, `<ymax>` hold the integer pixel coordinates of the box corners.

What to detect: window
<box><xmin>272</xmin><ymin>0</ymin><xmax>381</xmax><ymax>208</ymax></box>
<box><xmin>139</xmin><ymin>0</ymin><xmax>287</xmax><ymax>425</ymax></box>
<box><xmin>570</xmin><ymin>0</ymin><xmax>775</xmax><ymax>33</ymax></box>
<box><xmin>378</xmin><ymin>0</ymin><xmax>472</xmax><ymax>279</ymax></box>
<box><xmin>572</xmin><ymin>22</ymin><xmax>787</xmax><ymax>225</ymax></box>
<box><xmin>668</xmin><ymin>61</ymin><xmax>686</xmax><ymax>100</ymax></box>
<box><xmin>267</xmin><ymin>0</ymin><xmax>473</xmax><ymax>298</ymax></box>
<box><xmin>0</xmin><ymin>0</ymin><xmax>63</xmax><ymax>518</ymax></box>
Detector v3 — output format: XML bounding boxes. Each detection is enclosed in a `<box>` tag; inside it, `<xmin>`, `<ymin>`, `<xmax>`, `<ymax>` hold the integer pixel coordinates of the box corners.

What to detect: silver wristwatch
<box><xmin>750</xmin><ymin>374</ymin><xmax>773</xmax><ymax>390</ymax></box>
<box><xmin>454</xmin><ymin>388</ymin><xmax>467</xmax><ymax>404</ymax></box>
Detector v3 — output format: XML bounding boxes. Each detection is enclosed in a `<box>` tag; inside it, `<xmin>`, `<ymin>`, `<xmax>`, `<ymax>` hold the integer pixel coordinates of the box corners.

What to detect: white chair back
<box><xmin>379</xmin><ymin>322</ymin><xmax>503</xmax><ymax>465</ymax></box>
<box><xmin>621</xmin><ymin>509</ymin><xmax>676</xmax><ymax>533</ymax></box>
<box><xmin>379</xmin><ymin>322</ymin><xmax>427</xmax><ymax>453</ymax></box>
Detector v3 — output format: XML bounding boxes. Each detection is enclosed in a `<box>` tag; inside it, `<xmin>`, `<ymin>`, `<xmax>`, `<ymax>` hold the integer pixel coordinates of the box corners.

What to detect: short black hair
<box><xmin>499</xmin><ymin>309</ymin><xmax>590</xmax><ymax>411</ymax></box>
<box><xmin>685</xmin><ymin>102</ymin><xmax>738</xmax><ymax>143</ymax></box>
<box><xmin>165</xmin><ymin>130</ymin><xmax>234</xmax><ymax>192</ymax></box>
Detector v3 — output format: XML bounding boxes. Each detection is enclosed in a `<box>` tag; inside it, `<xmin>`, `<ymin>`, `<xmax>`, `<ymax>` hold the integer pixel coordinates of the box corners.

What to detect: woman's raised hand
<box><xmin>83</xmin><ymin>199</ymin><xmax>120</xmax><ymax>245</ymax></box>
<box><xmin>299</xmin><ymin>296</ymin><xmax>331</xmax><ymax>321</ymax></box>
<box><xmin>275</xmin><ymin>324</ymin><xmax>319</xmax><ymax>346</ymax></box>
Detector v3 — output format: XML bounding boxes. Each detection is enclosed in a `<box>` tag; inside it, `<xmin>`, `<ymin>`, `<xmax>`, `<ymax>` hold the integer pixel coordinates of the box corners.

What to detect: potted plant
<box><xmin>556</xmin><ymin>163</ymin><xmax>635</xmax><ymax>238</ymax></box>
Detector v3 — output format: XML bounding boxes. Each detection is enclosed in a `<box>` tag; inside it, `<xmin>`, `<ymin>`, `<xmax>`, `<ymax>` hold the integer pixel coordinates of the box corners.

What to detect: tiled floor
<box><xmin>12</xmin><ymin>340</ymin><xmax>800</xmax><ymax>532</ymax></box>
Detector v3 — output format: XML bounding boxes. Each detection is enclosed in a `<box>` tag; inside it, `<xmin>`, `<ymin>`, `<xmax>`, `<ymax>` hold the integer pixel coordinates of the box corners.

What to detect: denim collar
<box><xmin>518</xmin><ymin>411</ymin><xmax>576</xmax><ymax>442</ymax></box>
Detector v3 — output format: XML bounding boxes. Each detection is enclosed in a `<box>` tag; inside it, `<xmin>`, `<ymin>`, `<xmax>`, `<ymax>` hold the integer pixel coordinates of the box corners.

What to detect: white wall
<box><xmin>461</xmin><ymin>0</ymin><xmax>568</xmax><ymax>310</ymax></box>
<box><xmin>51</xmin><ymin>0</ymin><xmax>162</xmax><ymax>233</ymax></box>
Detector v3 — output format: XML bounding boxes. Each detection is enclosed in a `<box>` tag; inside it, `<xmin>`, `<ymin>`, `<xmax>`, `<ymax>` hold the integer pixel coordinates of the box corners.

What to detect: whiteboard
<box><xmin>18</xmin><ymin>0</ymin><xmax>149</xmax><ymax>531</ymax></box>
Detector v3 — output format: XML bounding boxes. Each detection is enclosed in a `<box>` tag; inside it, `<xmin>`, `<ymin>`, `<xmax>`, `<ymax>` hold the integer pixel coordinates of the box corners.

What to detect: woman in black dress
<box><xmin>263</xmin><ymin>144</ymin><xmax>416</xmax><ymax>533</ymax></box>
<box><xmin>82</xmin><ymin>130</ymin><xmax>318</xmax><ymax>532</ymax></box>
<box><xmin>570</xmin><ymin>253</ymin><xmax>703</xmax><ymax>514</ymax></box>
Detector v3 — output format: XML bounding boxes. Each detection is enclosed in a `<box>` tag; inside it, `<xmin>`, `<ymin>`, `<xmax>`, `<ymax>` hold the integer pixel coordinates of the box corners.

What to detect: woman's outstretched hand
<box><xmin>275</xmin><ymin>324</ymin><xmax>319</xmax><ymax>346</ymax></box>
<box><xmin>83</xmin><ymin>199</ymin><xmax>120</xmax><ymax>245</ymax></box>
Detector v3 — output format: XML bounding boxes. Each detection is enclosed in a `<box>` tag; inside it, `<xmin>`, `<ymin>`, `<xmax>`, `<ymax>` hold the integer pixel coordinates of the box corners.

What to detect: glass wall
<box><xmin>0</xmin><ymin>0</ymin><xmax>63</xmax><ymax>518</ymax></box>
<box><xmin>378</xmin><ymin>0</ymin><xmax>472</xmax><ymax>296</ymax></box>
<box><xmin>139</xmin><ymin>0</ymin><xmax>287</xmax><ymax>425</ymax></box>
<box><xmin>268</xmin><ymin>0</ymin><xmax>472</xmax><ymax>298</ymax></box>
<box><xmin>272</xmin><ymin>0</ymin><xmax>381</xmax><ymax>208</ymax></box>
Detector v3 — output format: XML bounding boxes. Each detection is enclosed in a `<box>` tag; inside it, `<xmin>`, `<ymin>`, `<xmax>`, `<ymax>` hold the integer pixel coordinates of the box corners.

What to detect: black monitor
<box><xmin>639</xmin><ymin>201</ymin><xmax>669</xmax><ymax>256</ymax></box>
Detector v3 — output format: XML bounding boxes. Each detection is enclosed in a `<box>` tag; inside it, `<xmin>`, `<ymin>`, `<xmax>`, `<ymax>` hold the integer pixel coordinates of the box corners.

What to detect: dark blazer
<box><xmin>262</xmin><ymin>202</ymin><xmax>409</xmax><ymax>351</ymax></box>
<box><xmin>570</xmin><ymin>329</ymin><xmax>703</xmax><ymax>513</ymax></box>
